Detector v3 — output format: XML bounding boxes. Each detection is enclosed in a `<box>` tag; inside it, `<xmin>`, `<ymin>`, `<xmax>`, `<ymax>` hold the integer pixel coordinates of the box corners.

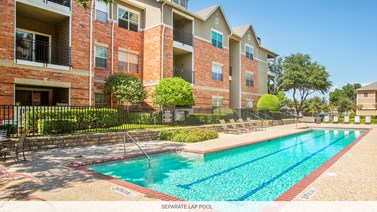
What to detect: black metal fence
<box><xmin>15</xmin><ymin>37</ymin><xmax>71</xmax><ymax>67</ymax></box>
<box><xmin>173</xmin><ymin>28</ymin><xmax>193</xmax><ymax>46</ymax></box>
<box><xmin>0</xmin><ymin>105</ymin><xmax>293</xmax><ymax>137</ymax></box>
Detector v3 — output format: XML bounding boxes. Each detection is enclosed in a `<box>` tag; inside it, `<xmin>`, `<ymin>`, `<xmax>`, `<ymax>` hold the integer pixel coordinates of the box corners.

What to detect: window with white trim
<box><xmin>95</xmin><ymin>93</ymin><xmax>107</xmax><ymax>107</ymax></box>
<box><xmin>245</xmin><ymin>44</ymin><xmax>254</xmax><ymax>60</ymax></box>
<box><xmin>212</xmin><ymin>96</ymin><xmax>223</xmax><ymax>108</ymax></box>
<box><xmin>212</xmin><ymin>63</ymin><xmax>223</xmax><ymax>81</ymax></box>
<box><xmin>246</xmin><ymin>72</ymin><xmax>254</xmax><ymax>87</ymax></box>
<box><xmin>211</xmin><ymin>30</ymin><xmax>223</xmax><ymax>48</ymax></box>
<box><xmin>95</xmin><ymin>0</ymin><xmax>108</xmax><ymax>23</ymax></box>
<box><xmin>118</xmin><ymin>6</ymin><xmax>139</xmax><ymax>32</ymax></box>
<box><xmin>118</xmin><ymin>51</ymin><xmax>139</xmax><ymax>73</ymax></box>
<box><xmin>95</xmin><ymin>46</ymin><xmax>108</xmax><ymax>68</ymax></box>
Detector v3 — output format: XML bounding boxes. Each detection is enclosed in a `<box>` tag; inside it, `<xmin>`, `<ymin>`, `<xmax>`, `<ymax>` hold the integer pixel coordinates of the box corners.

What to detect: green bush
<box><xmin>39</xmin><ymin>119</ymin><xmax>77</xmax><ymax>134</ymax></box>
<box><xmin>257</xmin><ymin>94</ymin><xmax>281</xmax><ymax>112</ymax></box>
<box><xmin>127</xmin><ymin>112</ymin><xmax>152</xmax><ymax>124</ymax></box>
<box><xmin>22</xmin><ymin>108</ymin><xmax>120</xmax><ymax>132</ymax></box>
<box><xmin>270</xmin><ymin>111</ymin><xmax>284</xmax><ymax>120</ymax></box>
<box><xmin>159</xmin><ymin>129</ymin><xmax>219</xmax><ymax>143</ymax></box>
<box><xmin>213</xmin><ymin>108</ymin><xmax>237</xmax><ymax>115</ymax></box>
<box><xmin>186</xmin><ymin>114</ymin><xmax>235</xmax><ymax>125</ymax></box>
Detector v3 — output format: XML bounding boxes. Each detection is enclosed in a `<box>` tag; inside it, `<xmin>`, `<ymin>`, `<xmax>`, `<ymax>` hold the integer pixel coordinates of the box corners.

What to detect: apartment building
<box><xmin>356</xmin><ymin>82</ymin><xmax>377</xmax><ymax>116</ymax></box>
<box><xmin>0</xmin><ymin>0</ymin><xmax>278</xmax><ymax>108</ymax></box>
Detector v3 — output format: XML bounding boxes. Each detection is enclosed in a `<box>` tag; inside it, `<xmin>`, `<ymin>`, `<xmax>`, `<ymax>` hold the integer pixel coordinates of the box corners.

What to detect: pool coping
<box><xmin>67</xmin><ymin>127</ymin><xmax>372</xmax><ymax>202</ymax></box>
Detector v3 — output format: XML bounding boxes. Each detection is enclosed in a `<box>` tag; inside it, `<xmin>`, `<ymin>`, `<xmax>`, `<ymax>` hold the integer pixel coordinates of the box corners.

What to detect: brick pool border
<box><xmin>68</xmin><ymin>127</ymin><xmax>372</xmax><ymax>202</ymax></box>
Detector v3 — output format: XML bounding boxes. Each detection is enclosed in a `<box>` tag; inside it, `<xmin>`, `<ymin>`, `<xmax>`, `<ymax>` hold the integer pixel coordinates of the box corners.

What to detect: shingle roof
<box><xmin>232</xmin><ymin>24</ymin><xmax>250</xmax><ymax>37</ymax></box>
<box><xmin>357</xmin><ymin>82</ymin><xmax>377</xmax><ymax>91</ymax></box>
<box><xmin>195</xmin><ymin>4</ymin><xmax>219</xmax><ymax>19</ymax></box>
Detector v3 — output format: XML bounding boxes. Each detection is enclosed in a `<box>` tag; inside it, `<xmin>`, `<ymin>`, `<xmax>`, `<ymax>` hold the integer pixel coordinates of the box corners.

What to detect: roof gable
<box><xmin>357</xmin><ymin>82</ymin><xmax>377</xmax><ymax>91</ymax></box>
<box><xmin>195</xmin><ymin>4</ymin><xmax>232</xmax><ymax>33</ymax></box>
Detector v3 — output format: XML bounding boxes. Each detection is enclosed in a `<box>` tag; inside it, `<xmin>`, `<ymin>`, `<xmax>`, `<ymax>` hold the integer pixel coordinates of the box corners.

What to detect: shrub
<box><xmin>159</xmin><ymin>129</ymin><xmax>219</xmax><ymax>143</ymax></box>
<box><xmin>39</xmin><ymin>119</ymin><xmax>77</xmax><ymax>134</ymax></box>
<box><xmin>127</xmin><ymin>112</ymin><xmax>152</xmax><ymax>124</ymax></box>
<box><xmin>22</xmin><ymin>108</ymin><xmax>120</xmax><ymax>133</ymax></box>
<box><xmin>257</xmin><ymin>94</ymin><xmax>281</xmax><ymax>112</ymax></box>
<box><xmin>152</xmin><ymin>78</ymin><xmax>195</xmax><ymax>107</ymax></box>
<box><xmin>213</xmin><ymin>108</ymin><xmax>237</xmax><ymax>115</ymax></box>
<box><xmin>186</xmin><ymin>114</ymin><xmax>235</xmax><ymax>125</ymax></box>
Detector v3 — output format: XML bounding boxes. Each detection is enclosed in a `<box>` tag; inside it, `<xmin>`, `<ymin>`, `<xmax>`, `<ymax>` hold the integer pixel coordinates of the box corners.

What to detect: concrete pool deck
<box><xmin>1</xmin><ymin>123</ymin><xmax>376</xmax><ymax>201</ymax></box>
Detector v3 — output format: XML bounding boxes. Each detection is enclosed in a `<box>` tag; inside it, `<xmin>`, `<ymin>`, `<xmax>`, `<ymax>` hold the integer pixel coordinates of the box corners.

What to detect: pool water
<box><xmin>88</xmin><ymin>129</ymin><xmax>364</xmax><ymax>201</ymax></box>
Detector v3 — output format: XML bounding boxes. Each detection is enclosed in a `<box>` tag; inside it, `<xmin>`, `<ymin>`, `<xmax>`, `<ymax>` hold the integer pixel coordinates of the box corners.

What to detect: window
<box><xmin>212</xmin><ymin>96</ymin><xmax>223</xmax><ymax>108</ymax></box>
<box><xmin>95</xmin><ymin>0</ymin><xmax>108</xmax><ymax>22</ymax></box>
<box><xmin>246</xmin><ymin>72</ymin><xmax>254</xmax><ymax>87</ymax></box>
<box><xmin>95</xmin><ymin>46</ymin><xmax>108</xmax><ymax>68</ymax></box>
<box><xmin>172</xmin><ymin>0</ymin><xmax>188</xmax><ymax>9</ymax></box>
<box><xmin>246</xmin><ymin>44</ymin><xmax>254</xmax><ymax>60</ymax></box>
<box><xmin>211</xmin><ymin>30</ymin><xmax>223</xmax><ymax>48</ymax></box>
<box><xmin>118</xmin><ymin>7</ymin><xmax>139</xmax><ymax>32</ymax></box>
<box><xmin>95</xmin><ymin>93</ymin><xmax>107</xmax><ymax>107</ymax></box>
<box><xmin>118</xmin><ymin>51</ymin><xmax>139</xmax><ymax>73</ymax></box>
<box><xmin>212</xmin><ymin>63</ymin><xmax>223</xmax><ymax>81</ymax></box>
<box><xmin>364</xmin><ymin>93</ymin><xmax>368</xmax><ymax>97</ymax></box>
<box><xmin>246</xmin><ymin>99</ymin><xmax>254</xmax><ymax>108</ymax></box>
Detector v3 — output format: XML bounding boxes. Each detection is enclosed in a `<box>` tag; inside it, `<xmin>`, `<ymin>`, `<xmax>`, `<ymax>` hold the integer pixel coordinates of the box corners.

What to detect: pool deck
<box><xmin>1</xmin><ymin>123</ymin><xmax>376</xmax><ymax>201</ymax></box>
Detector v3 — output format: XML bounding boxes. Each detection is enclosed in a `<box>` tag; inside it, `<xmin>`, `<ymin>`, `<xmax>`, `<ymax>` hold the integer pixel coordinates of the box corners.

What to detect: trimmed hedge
<box><xmin>158</xmin><ymin>129</ymin><xmax>219</xmax><ymax>143</ymax></box>
<box><xmin>185</xmin><ymin>113</ymin><xmax>235</xmax><ymax>125</ymax></box>
<box><xmin>39</xmin><ymin>119</ymin><xmax>77</xmax><ymax>134</ymax></box>
<box><xmin>22</xmin><ymin>108</ymin><xmax>121</xmax><ymax>132</ymax></box>
<box><xmin>127</xmin><ymin>111</ymin><xmax>163</xmax><ymax>124</ymax></box>
<box><xmin>257</xmin><ymin>94</ymin><xmax>281</xmax><ymax>112</ymax></box>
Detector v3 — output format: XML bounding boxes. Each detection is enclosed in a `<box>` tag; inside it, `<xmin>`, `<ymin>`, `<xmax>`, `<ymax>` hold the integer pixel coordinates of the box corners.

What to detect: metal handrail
<box><xmin>123</xmin><ymin>132</ymin><xmax>151</xmax><ymax>168</ymax></box>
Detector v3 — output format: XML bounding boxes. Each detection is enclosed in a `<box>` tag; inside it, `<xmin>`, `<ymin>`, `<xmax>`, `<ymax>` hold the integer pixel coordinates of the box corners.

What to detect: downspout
<box><xmin>111</xmin><ymin>3</ymin><xmax>114</xmax><ymax>107</ymax></box>
<box><xmin>89</xmin><ymin>0</ymin><xmax>95</xmax><ymax>106</ymax></box>
<box><xmin>161</xmin><ymin>2</ymin><xmax>167</xmax><ymax>80</ymax></box>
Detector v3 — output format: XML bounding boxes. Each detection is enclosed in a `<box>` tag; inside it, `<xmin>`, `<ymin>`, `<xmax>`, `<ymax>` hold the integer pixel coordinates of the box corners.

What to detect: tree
<box><xmin>277</xmin><ymin>91</ymin><xmax>294</xmax><ymax>108</ymax></box>
<box><xmin>152</xmin><ymin>78</ymin><xmax>195</xmax><ymax>108</ymax></box>
<box><xmin>329</xmin><ymin>83</ymin><xmax>362</xmax><ymax>112</ymax></box>
<box><xmin>268</xmin><ymin>57</ymin><xmax>283</xmax><ymax>94</ymax></box>
<box><xmin>104</xmin><ymin>73</ymin><xmax>147</xmax><ymax>105</ymax></box>
<box><xmin>75</xmin><ymin>0</ymin><xmax>113</xmax><ymax>9</ymax></box>
<box><xmin>257</xmin><ymin>94</ymin><xmax>281</xmax><ymax>112</ymax></box>
<box><xmin>337</xmin><ymin>97</ymin><xmax>353</xmax><ymax>113</ymax></box>
<box><xmin>279</xmin><ymin>53</ymin><xmax>332</xmax><ymax>117</ymax></box>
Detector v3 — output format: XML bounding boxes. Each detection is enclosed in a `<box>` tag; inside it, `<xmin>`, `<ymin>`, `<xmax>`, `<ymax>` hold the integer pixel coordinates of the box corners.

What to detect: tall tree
<box><xmin>329</xmin><ymin>83</ymin><xmax>362</xmax><ymax>112</ymax></box>
<box><xmin>280</xmin><ymin>53</ymin><xmax>332</xmax><ymax>117</ymax></box>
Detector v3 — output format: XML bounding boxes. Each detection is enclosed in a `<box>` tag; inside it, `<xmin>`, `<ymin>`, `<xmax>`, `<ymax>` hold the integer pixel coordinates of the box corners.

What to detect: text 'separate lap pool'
<box><xmin>88</xmin><ymin>129</ymin><xmax>365</xmax><ymax>201</ymax></box>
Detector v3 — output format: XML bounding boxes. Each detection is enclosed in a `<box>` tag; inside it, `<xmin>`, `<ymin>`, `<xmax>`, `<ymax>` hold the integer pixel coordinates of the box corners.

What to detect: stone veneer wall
<box><xmin>6</xmin><ymin>120</ymin><xmax>297</xmax><ymax>152</ymax></box>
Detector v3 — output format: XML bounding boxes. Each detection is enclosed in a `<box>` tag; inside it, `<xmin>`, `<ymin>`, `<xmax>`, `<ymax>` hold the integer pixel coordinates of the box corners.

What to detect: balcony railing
<box><xmin>47</xmin><ymin>0</ymin><xmax>71</xmax><ymax>8</ymax></box>
<box><xmin>173</xmin><ymin>28</ymin><xmax>193</xmax><ymax>46</ymax></box>
<box><xmin>174</xmin><ymin>69</ymin><xmax>194</xmax><ymax>84</ymax></box>
<box><xmin>15</xmin><ymin>38</ymin><xmax>71</xmax><ymax>67</ymax></box>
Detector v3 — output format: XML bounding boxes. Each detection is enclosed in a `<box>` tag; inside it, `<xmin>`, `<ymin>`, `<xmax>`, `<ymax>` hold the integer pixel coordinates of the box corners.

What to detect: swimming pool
<box><xmin>88</xmin><ymin>129</ymin><xmax>365</xmax><ymax>201</ymax></box>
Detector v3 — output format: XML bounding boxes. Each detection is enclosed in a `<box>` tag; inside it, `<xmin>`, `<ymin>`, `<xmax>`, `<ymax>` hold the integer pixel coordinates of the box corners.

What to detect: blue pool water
<box><xmin>88</xmin><ymin>129</ymin><xmax>364</xmax><ymax>201</ymax></box>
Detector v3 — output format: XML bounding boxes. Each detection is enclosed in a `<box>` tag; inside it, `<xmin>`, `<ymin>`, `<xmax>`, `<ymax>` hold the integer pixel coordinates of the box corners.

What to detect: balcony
<box><xmin>173</xmin><ymin>28</ymin><xmax>193</xmax><ymax>46</ymax></box>
<box><xmin>15</xmin><ymin>37</ymin><xmax>71</xmax><ymax>69</ymax></box>
<box><xmin>47</xmin><ymin>0</ymin><xmax>71</xmax><ymax>7</ymax></box>
<box><xmin>174</xmin><ymin>69</ymin><xmax>194</xmax><ymax>84</ymax></box>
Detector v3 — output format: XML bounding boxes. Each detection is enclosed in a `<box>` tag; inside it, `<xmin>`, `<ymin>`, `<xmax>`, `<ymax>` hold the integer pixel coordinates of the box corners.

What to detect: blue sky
<box><xmin>189</xmin><ymin>0</ymin><xmax>377</xmax><ymax>97</ymax></box>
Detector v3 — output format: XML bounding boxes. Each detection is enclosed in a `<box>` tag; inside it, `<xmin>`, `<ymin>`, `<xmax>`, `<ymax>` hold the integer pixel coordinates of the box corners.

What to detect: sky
<box><xmin>189</xmin><ymin>0</ymin><xmax>377</xmax><ymax>98</ymax></box>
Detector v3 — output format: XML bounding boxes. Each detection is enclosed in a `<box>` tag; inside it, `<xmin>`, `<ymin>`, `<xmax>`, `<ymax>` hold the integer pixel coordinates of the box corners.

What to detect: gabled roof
<box><xmin>194</xmin><ymin>4</ymin><xmax>232</xmax><ymax>33</ymax></box>
<box><xmin>357</xmin><ymin>82</ymin><xmax>377</xmax><ymax>91</ymax></box>
<box><xmin>232</xmin><ymin>23</ymin><xmax>279</xmax><ymax>57</ymax></box>
<box><xmin>195</xmin><ymin>4</ymin><xmax>219</xmax><ymax>19</ymax></box>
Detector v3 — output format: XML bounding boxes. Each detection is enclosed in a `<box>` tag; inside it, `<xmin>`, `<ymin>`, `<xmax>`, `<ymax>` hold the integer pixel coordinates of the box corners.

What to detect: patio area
<box><xmin>1</xmin><ymin>123</ymin><xmax>376</xmax><ymax>201</ymax></box>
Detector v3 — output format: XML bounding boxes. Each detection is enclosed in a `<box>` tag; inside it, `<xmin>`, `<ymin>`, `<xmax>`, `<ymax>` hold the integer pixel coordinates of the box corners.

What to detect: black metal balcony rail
<box><xmin>15</xmin><ymin>38</ymin><xmax>71</xmax><ymax>67</ymax></box>
<box><xmin>47</xmin><ymin>0</ymin><xmax>71</xmax><ymax>8</ymax></box>
<box><xmin>174</xmin><ymin>69</ymin><xmax>194</xmax><ymax>84</ymax></box>
<box><xmin>173</xmin><ymin>28</ymin><xmax>193</xmax><ymax>46</ymax></box>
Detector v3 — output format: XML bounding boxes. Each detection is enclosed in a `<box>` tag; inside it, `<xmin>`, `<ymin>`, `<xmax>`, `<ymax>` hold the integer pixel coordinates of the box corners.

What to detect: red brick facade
<box><xmin>241</xmin><ymin>55</ymin><xmax>260</xmax><ymax>107</ymax></box>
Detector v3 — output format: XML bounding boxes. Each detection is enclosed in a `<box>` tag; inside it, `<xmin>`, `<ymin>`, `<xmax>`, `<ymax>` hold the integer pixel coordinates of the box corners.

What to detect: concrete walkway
<box><xmin>1</xmin><ymin>123</ymin><xmax>376</xmax><ymax>201</ymax></box>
